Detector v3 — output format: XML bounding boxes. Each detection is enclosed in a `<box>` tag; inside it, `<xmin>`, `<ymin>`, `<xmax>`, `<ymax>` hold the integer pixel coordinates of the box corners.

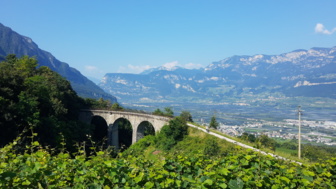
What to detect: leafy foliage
<box><xmin>280</xmin><ymin>140</ymin><xmax>336</xmax><ymax>162</ymax></box>
<box><xmin>84</xmin><ymin>98</ymin><xmax>123</xmax><ymax>111</ymax></box>
<box><xmin>240</xmin><ymin>133</ymin><xmax>336</xmax><ymax>162</ymax></box>
<box><xmin>256</xmin><ymin>134</ymin><xmax>277</xmax><ymax>151</ymax></box>
<box><xmin>0</xmin><ymin>55</ymin><xmax>90</xmax><ymax>151</ymax></box>
<box><xmin>239</xmin><ymin>132</ymin><xmax>256</xmax><ymax>143</ymax></box>
<box><xmin>180</xmin><ymin>111</ymin><xmax>193</xmax><ymax>122</ymax></box>
<box><xmin>203</xmin><ymin>137</ymin><xmax>220</xmax><ymax>157</ymax></box>
<box><xmin>1</xmin><ymin>134</ymin><xmax>336</xmax><ymax>188</ymax></box>
<box><xmin>152</xmin><ymin>107</ymin><xmax>174</xmax><ymax>117</ymax></box>
<box><xmin>156</xmin><ymin>117</ymin><xmax>188</xmax><ymax>151</ymax></box>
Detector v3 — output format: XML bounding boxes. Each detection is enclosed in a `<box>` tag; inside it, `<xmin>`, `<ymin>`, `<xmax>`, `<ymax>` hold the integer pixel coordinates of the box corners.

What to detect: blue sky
<box><xmin>1</xmin><ymin>0</ymin><xmax>336</xmax><ymax>79</ymax></box>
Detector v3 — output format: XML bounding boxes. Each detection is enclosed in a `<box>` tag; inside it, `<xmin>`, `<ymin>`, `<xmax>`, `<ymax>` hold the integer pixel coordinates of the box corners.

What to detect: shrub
<box><xmin>156</xmin><ymin>116</ymin><xmax>188</xmax><ymax>151</ymax></box>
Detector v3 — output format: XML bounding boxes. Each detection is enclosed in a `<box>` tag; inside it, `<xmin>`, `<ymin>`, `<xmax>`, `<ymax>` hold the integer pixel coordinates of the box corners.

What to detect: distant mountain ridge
<box><xmin>0</xmin><ymin>23</ymin><xmax>117</xmax><ymax>102</ymax></box>
<box><xmin>100</xmin><ymin>46</ymin><xmax>336</xmax><ymax>103</ymax></box>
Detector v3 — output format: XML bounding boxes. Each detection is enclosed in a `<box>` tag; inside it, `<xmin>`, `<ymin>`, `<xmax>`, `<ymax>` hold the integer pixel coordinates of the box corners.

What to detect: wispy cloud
<box><xmin>162</xmin><ymin>61</ymin><xmax>179</xmax><ymax>69</ymax></box>
<box><xmin>315</xmin><ymin>23</ymin><xmax>336</xmax><ymax>35</ymax></box>
<box><xmin>117</xmin><ymin>61</ymin><xmax>204</xmax><ymax>74</ymax></box>
<box><xmin>85</xmin><ymin>65</ymin><xmax>98</xmax><ymax>71</ymax></box>
<box><xmin>84</xmin><ymin>65</ymin><xmax>104</xmax><ymax>74</ymax></box>
<box><xmin>184</xmin><ymin>62</ymin><xmax>203</xmax><ymax>69</ymax></box>
<box><xmin>118</xmin><ymin>65</ymin><xmax>152</xmax><ymax>74</ymax></box>
<box><xmin>83</xmin><ymin>65</ymin><xmax>105</xmax><ymax>79</ymax></box>
<box><xmin>163</xmin><ymin>61</ymin><xmax>203</xmax><ymax>69</ymax></box>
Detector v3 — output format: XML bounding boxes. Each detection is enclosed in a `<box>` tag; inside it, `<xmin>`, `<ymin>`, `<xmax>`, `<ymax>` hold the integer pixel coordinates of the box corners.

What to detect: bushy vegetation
<box><xmin>240</xmin><ymin>132</ymin><xmax>336</xmax><ymax>162</ymax></box>
<box><xmin>2</xmin><ymin>125</ymin><xmax>336</xmax><ymax>188</ymax></box>
<box><xmin>180</xmin><ymin>111</ymin><xmax>193</xmax><ymax>122</ymax></box>
<box><xmin>152</xmin><ymin>107</ymin><xmax>174</xmax><ymax>117</ymax></box>
<box><xmin>0</xmin><ymin>55</ymin><xmax>91</xmax><ymax>151</ymax></box>
<box><xmin>84</xmin><ymin>98</ymin><xmax>124</xmax><ymax>111</ymax></box>
<box><xmin>155</xmin><ymin>117</ymin><xmax>188</xmax><ymax>151</ymax></box>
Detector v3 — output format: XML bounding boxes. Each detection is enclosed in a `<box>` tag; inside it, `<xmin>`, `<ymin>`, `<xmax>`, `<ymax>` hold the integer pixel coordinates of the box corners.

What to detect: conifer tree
<box><xmin>209</xmin><ymin>116</ymin><xmax>219</xmax><ymax>129</ymax></box>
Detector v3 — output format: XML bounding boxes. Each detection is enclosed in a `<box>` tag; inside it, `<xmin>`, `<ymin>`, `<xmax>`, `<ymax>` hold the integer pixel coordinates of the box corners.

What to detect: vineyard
<box><xmin>1</xmin><ymin>134</ymin><xmax>336</xmax><ymax>188</ymax></box>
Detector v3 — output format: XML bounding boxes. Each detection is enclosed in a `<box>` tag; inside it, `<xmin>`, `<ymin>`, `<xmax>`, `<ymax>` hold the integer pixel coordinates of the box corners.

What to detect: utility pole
<box><xmin>298</xmin><ymin>106</ymin><xmax>302</xmax><ymax>159</ymax></box>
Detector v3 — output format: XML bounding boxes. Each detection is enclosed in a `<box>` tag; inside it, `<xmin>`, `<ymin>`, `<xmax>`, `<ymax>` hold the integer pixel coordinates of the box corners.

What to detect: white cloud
<box><xmin>315</xmin><ymin>23</ymin><xmax>336</xmax><ymax>35</ymax></box>
<box><xmin>83</xmin><ymin>65</ymin><xmax>105</xmax><ymax>79</ymax></box>
<box><xmin>162</xmin><ymin>61</ymin><xmax>179</xmax><ymax>69</ymax></box>
<box><xmin>118</xmin><ymin>65</ymin><xmax>152</xmax><ymax>74</ymax></box>
<box><xmin>84</xmin><ymin>65</ymin><xmax>104</xmax><ymax>75</ymax></box>
<box><xmin>117</xmin><ymin>61</ymin><xmax>204</xmax><ymax>74</ymax></box>
<box><xmin>85</xmin><ymin>65</ymin><xmax>99</xmax><ymax>71</ymax></box>
<box><xmin>184</xmin><ymin>62</ymin><xmax>203</xmax><ymax>69</ymax></box>
<box><xmin>162</xmin><ymin>61</ymin><xmax>203</xmax><ymax>70</ymax></box>
<box><xmin>128</xmin><ymin>65</ymin><xmax>152</xmax><ymax>73</ymax></box>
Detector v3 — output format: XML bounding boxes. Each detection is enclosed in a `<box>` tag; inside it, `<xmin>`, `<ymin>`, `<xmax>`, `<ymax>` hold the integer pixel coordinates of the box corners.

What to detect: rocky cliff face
<box><xmin>0</xmin><ymin>23</ymin><xmax>117</xmax><ymax>102</ymax></box>
<box><xmin>100</xmin><ymin>47</ymin><xmax>336</xmax><ymax>102</ymax></box>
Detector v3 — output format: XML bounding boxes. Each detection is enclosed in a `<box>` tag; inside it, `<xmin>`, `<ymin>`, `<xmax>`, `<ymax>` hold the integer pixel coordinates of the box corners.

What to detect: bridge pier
<box><xmin>108</xmin><ymin>123</ymin><xmax>119</xmax><ymax>149</ymax></box>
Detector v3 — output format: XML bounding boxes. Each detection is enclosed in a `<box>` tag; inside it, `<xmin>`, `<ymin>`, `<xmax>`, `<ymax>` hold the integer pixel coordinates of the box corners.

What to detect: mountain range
<box><xmin>99</xmin><ymin>47</ymin><xmax>336</xmax><ymax>104</ymax></box>
<box><xmin>2</xmin><ymin>22</ymin><xmax>335</xmax><ymax>109</ymax></box>
<box><xmin>0</xmin><ymin>23</ymin><xmax>117</xmax><ymax>103</ymax></box>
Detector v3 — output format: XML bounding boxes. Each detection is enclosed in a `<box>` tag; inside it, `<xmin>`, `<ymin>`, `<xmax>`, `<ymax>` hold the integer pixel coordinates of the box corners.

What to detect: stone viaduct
<box><xmin>79</xmin><ymin>110</ymin><xmax>171</xmax><ymax>149</ymax></box>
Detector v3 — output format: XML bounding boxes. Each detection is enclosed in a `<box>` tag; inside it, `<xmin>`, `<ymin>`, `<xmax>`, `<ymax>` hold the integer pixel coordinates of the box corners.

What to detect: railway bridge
<box><xmin>79</xmin><ymin>110</ymin><xmax>171</xmax><ymax>148</ymax></box>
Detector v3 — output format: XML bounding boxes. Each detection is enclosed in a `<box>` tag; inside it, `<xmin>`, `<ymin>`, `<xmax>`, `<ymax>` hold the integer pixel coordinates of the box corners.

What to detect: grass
<box><xmin>187</xmin><ymin>121</ymin><xmax>311</xmax><ymax>164</ymax></box>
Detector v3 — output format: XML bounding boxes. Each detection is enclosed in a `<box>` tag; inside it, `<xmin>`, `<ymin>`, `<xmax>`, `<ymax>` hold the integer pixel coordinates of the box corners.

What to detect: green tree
<box><xmin>203</xmin><ymin>137</ymin><xmax>220</xmax><ymax>156</ymax></box>
<box><xmin>180</xmin><ymin>111</ymin><xmax>193</xmax><ymax>122</ymax></box>
<box><xmin>209</xmin><ymin>116</ymin><xmax>219</xmax><ymax>129</ymax></box>
<box><xmin>152</xmin><ymin>107</ymin><xmax>174</xmax><ymax>117</ymax></box>
<box><xmin>164</xmin><ymin>107</ymin><xmax>174</xmax><ymax>117</ymax></box>
<box><xmin>156</xmin><ymin>116</ymin><xmax>188</xmax><ymax>150</ymax></box>
<box><xmin>111</xmin><ymin>103</ymin><xmax>124</xmax><ymax>111</ymax></box>
<box><xmin>153</xmin><ymin>108</ymin><xmax>164</xmax><ymax>116</ymax></box>
<box><xmin>0</xmin><ymin>55</ymin><xmax>90</xmax><ymax>151</ymax></box>
<box><xmin>142</xmin><ymin>122</ymin><xmax>155</xmax><ymax>136</ymax></box>
<box><xmin>256</xmin><ymin>135</ymin><xmax>276</xmax><ymax>151</ymax></box>
<box><xmin>84</xmin><ymin>98</ymin><xmax>121</xmax><ymax>110</ymax></box>
<box><xmin>240</xmin><ymin>132</ymin><xmax>256</xmax><ymax>142</ymax></box>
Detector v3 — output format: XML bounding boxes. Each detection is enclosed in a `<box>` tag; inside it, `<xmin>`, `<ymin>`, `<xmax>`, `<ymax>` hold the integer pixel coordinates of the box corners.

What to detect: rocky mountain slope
<box><xmin>100</xmin><ymin>47</ymin><xmax>336</xmax><ymax>103</ymax></box>
<box><xmin>0</xmin><ymin>23</ymin><xmax>117</xmax><ymax>102</ymax></box>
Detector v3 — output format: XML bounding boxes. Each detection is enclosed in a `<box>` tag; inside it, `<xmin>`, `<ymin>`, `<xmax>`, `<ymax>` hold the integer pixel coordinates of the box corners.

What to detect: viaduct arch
<box><xmin>79</xmin><ymin>110</ymin><xmax>171</xmax><ymax>149</ymax></box>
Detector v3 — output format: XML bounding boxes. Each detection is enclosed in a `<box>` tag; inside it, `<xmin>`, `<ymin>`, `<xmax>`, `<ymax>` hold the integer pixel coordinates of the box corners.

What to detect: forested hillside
<box><xmin>0</xmin><ymin>55</ymin><xmax>97</xmax><ymax>150</ymax></box>
<box><xmin>0</xmin><ymin>23</ymin><xmax>117</xmax><ymax>102</ymax></box>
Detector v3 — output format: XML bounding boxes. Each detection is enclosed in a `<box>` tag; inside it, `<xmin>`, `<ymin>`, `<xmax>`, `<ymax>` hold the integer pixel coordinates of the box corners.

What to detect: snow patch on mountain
<box><xmin>182</xmin><ymin>85</ymin><xmax>196</xmax><ymax>92</ymax></box>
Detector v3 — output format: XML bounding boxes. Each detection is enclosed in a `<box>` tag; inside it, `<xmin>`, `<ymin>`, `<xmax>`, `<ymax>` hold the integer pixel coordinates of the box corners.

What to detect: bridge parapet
<box><xmin>80</xmin><ymin>109</ymin><xmax>171</xmax><ymax>122</ymax></box>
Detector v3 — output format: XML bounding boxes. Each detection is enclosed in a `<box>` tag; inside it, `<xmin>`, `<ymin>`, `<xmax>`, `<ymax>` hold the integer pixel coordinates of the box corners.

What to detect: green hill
<box><xmin>1</xmin><ymin>117</ymin><xmax>336</xmax><ymax>188</ymax></box>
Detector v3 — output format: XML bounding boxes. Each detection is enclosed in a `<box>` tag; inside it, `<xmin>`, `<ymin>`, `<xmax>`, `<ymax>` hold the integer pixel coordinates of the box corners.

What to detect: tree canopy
<box><xmin>0</xmin><ymin>55</ymin><xmax>90</xmax><ymax>150</ymax></box>
<box><xmin>180</xmin><ymin>111</ymin><xmax>193</xmax><ymax>122</ymax></box>
<box><xmin>152</xmin><ymin>107</ymin><xmax>174</xmax><ymax>117</ymax></box>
